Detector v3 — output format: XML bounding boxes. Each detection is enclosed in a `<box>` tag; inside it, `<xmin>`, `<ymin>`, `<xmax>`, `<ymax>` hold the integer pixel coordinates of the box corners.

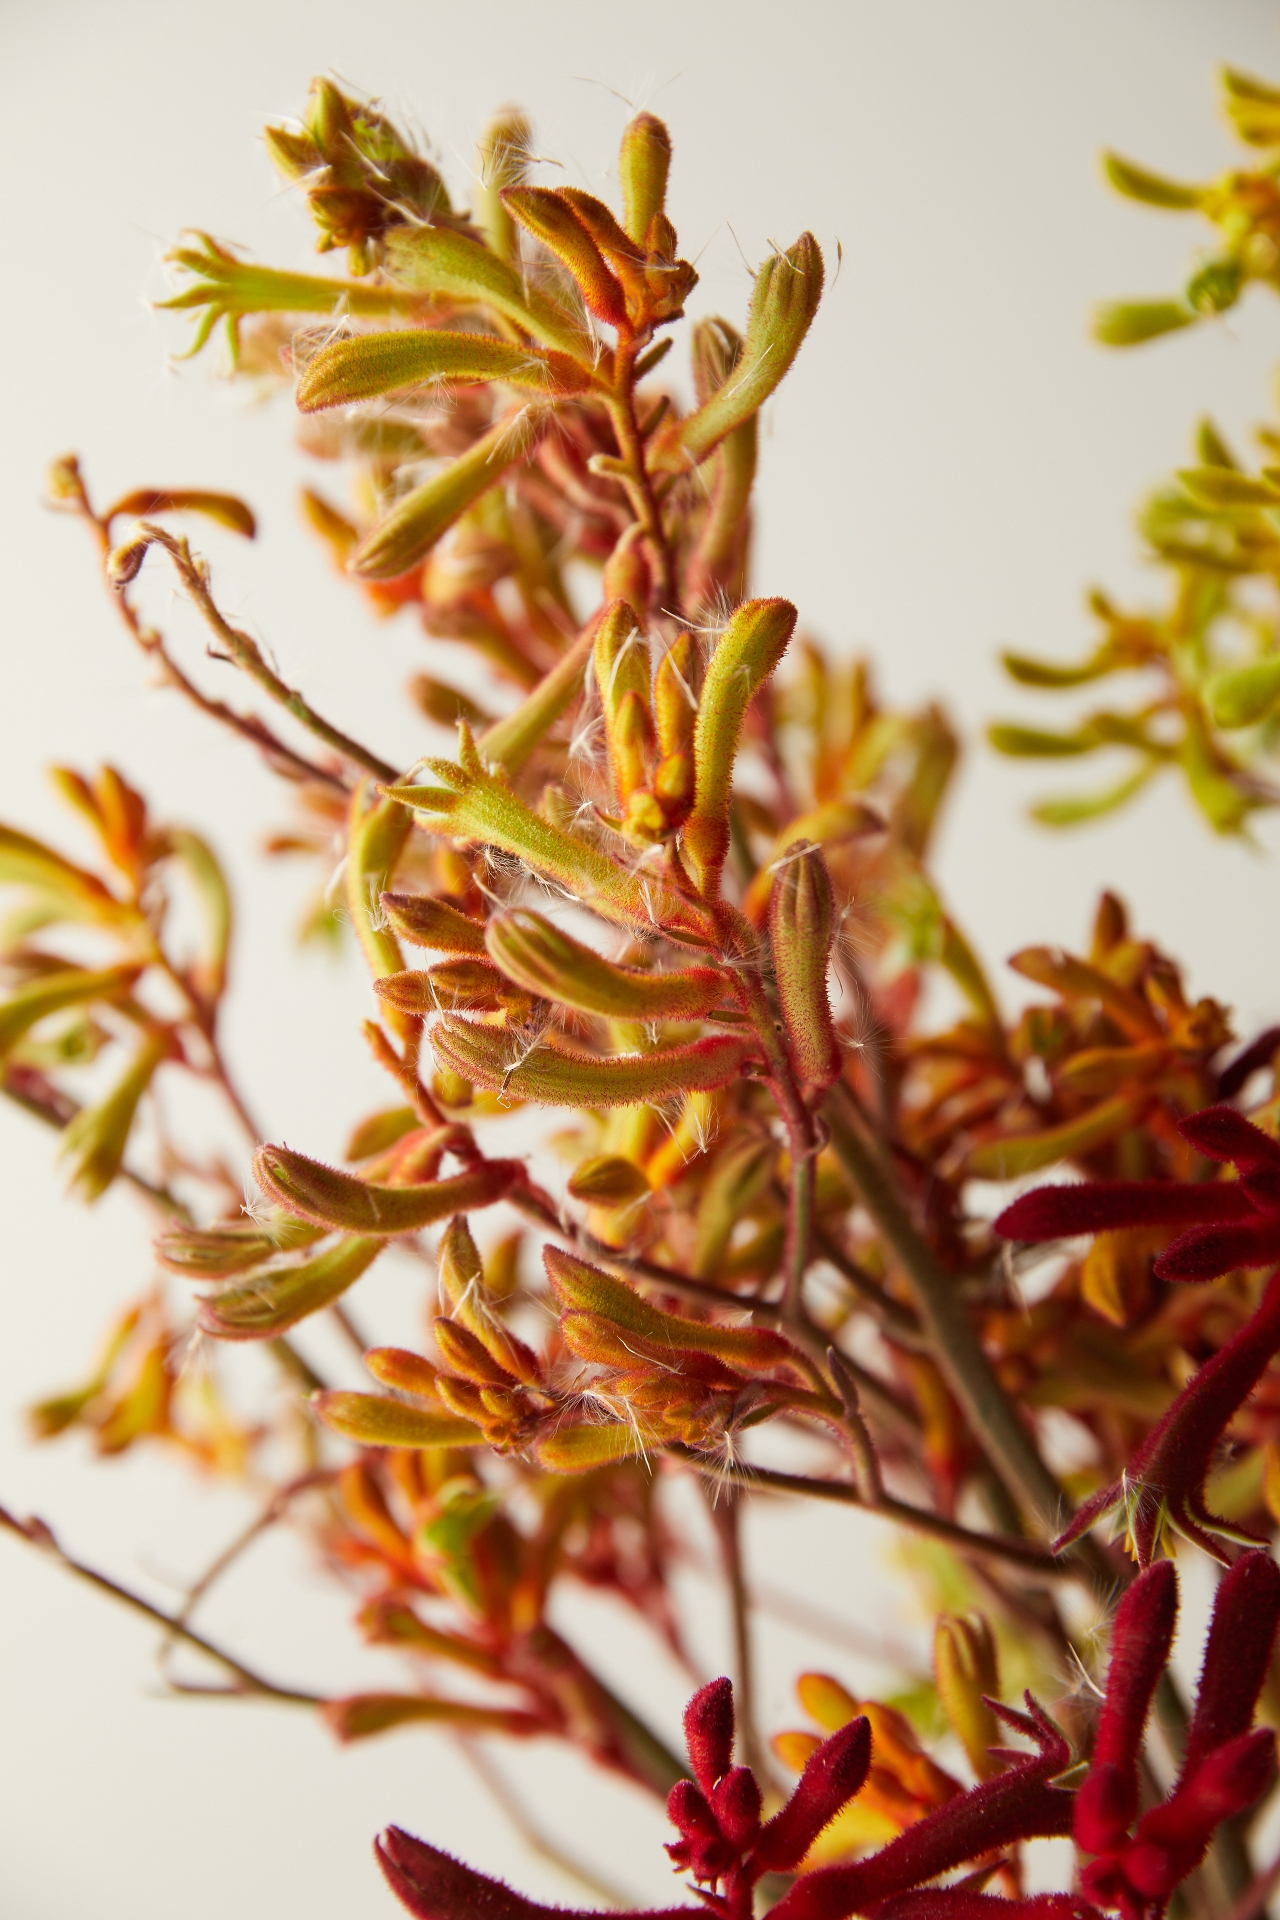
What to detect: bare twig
<box><xmin>0</xmin><ymin>1499</ymin><xmax>320</xmax><ymax>1705</ymax></box>
<box><xmin>138</xmin><ymin>526</ymin><xmax>400</xmax><ymax>784</ymax></box>
<box><xmin>662</xmin><ymin>1447</ymin><xmax>1072</xmax><ymax>1581</ymax></box>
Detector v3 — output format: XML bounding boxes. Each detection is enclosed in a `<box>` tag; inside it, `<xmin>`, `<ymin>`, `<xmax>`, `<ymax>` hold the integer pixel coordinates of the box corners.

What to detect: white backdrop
<box><xmin>3</xmin><ymin>2</ymin><xmax>1280</xmax><ymax>1914</ymax></box>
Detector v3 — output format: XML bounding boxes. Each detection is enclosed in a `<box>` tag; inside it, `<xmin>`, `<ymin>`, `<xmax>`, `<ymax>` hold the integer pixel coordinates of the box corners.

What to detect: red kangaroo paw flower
<box><xmin>1181</xmin><ymin>1549</ymin><xmax>1280</xmax><ymax>1778</ymax></box>
<box><xmin>995</xmin><ymin>1105</ymin><xmax>1280</xmax><ymax>1287</ymax></box>
<box><xmin>1085</xmin><ymin>1729</ymin><xmax>1277</xmax><ymax>1910</ymax></box>
<box><xmin>1055</xmin><ymin>1268</ymin><xmax>1280</xmax><ymax>1565</ymax></box>
<box><xmin>684</xmin><ymin>1676</ymin><xmax>735</xmax><ymax>1795</ymax></box>
<box><xmin>1074</xmin><ymin>1555</ymin><xmax>1280</xmax><ymax>1916</ymax></box>
<box><xmin>376</xmin><ymin>1828</ymin><xmax>701</xmax><ymax>1920</ymax></box>
<box><xmin>751</xmin><ymin>1716</ymin><xmax>871</xmax><ymax>1873</ymax></box>
<box><xmin>666</xmin><ymin>1780</ymin><xmax>736</xmax><ymax>1881</ymax></box>
<box><xmin>767</xmin><ymin>1696</ymin><xmax>1074</xmax><ymax>1920</ymax></box>
<box><xmin>1154</xmin><ymin>1213</ymin><xmax>1280</xmax><ymax>1281</ymax></box>
<box><xmin>872</xmin><ymin>1896</ymin><xmax>1105</xmax><ymax>1919</ymax></box>
<box><xmin>993</xmin><ymin>1181</ymin><xmax>1249</xmax><ymax>1243</ymax></box>
<box><xmin>1073</xmin><ymin>1561</ymin><xmax>1177</xmax><ymax>1856</ymax></box>
<box><xmin>1178</xmin><ymin>1103</ymin><xmax>1280</xmax><ymax>1170</ymax></box>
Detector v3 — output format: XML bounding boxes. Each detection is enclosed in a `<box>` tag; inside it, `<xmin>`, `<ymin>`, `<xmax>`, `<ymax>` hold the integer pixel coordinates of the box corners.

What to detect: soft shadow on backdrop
<box><xmin>4</xmin><ymin>2</ymin><xmax>1280</xmax><ymax>1915</ymax></box>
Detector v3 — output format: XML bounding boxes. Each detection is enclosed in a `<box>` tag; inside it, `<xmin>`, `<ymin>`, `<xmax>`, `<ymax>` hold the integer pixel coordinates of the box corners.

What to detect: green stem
<box><xmin>824</xmin><ymin>1086</ymin><xmax>1065</xmax><ymax>1531</ymax></box>
<box><xmin>607</xmin><ymin>342</ymin><xmax>676</xmax><ymax>609</ymax></box>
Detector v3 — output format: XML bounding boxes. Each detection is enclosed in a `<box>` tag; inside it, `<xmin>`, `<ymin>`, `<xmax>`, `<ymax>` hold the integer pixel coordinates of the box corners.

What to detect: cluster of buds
<box><xmin>993</xmin><ymin>64</ymin><xmax>1280</xmax><ymax>836</ymax></box>
<box><xmin>264</xmin><ymin>78</ymin><xmax>469</xmax><ymax>273</ymax></box>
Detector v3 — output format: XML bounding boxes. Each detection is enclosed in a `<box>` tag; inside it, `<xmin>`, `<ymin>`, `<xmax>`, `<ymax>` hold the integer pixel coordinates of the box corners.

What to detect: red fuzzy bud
<box><xmin>752</xmin><ymin>1716</ymin><xmax>870</xmax><ymax>1873</ymax></box>
<box><xmin>683</xmin><ymin>1677</ymin><xmax>735</xmax><ymax>1795</ymax></box>
<box><xmin>710</xmin><ymin>1766</ymin><xmax>762</xmax><ymax>1850</ymax></box>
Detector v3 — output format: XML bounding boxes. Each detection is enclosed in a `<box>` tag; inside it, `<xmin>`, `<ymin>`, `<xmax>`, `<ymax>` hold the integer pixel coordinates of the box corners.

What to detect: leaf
<box><xmin>964</xmin><ymin>1095</ymin><xmax>1145</xmax><ymax>1180</ymax></box>
<box><xmin>1206</xmin><ymin>656</ymin><xmax>1280</xmax><ymax>728</ymax></box>
<box><xmin>1007</xmin><ymin>947</ymin><xmax>1161</xmax><ymax>1039</ymax></box>
<box><xmin>1180</xmin><ymin>713</ymin><xmax>1254</xmax><ymax>834</ymax></box>
<box><xmin>987</xmin><ymin>725</ymin><xmax>1096</xmax><ymax>759</ymax></box>
<box><xmin>475</xmin><ymin>623</ymin><xmax>596</xmax><ymax>777</ymax></box>
<box><xmin>999</xmin><ymin>648</ymin><xmax>1119</xmax><ymax>688</ymax></box>
<box><xmin>430</xmin><ymin>1018</ymin><xmax>757</xmax><ymax>1107</ymax></box>
<box><xmin>1102</xmin><ymin>152</ymin><xmax>1205</xmax><ymax>210</ymax></box>
<box><xmin>349</xmin><ymin>408</ymin><xmax>551</xmax><ymax>580</ymax></box>
<box><xmin>683</xmin><ymin>598</ymin><xmax>798</xmax><ymax>894</ymax></box>
<box><xmin>60</xmin><ymin>1028</ymin><xmax>170</xmax><ymax>1202</ymax></box>
<box><xmin>312</xmin><ymin>1390</ymin><xmax>482</xmax><ymax>1448</ymax></box>
<box><xmin>101</xmin><ymin>489</ymin><xmax>257</xmax><ymax>538</ymax></box>
<box><xmin>253</xmin><ymin>1146</ymin><xmax>519</xmax><ymax>1233</ymax></box>
<box><xmin>198</xmin><ymin>1235</ymin><xmax>382</xmax><ymax>1340</ymax></box>
<box><xmin>325</xmin><ymin>1694</ymin><xmax>537</xmax><ymax>1742</ymax></box>
<box><xmin>380</xmin><ymin>893</ymin><xmax>487</xmax><ymax>954</ymax></box>
<box><xmin>670</xmin><ymin>234</ymin><xmax>824</xmax><ymax>467</ymax></box>
<box><xmin>1177</xmin><ymin>467</ymin><xmax>1280</xmax><ymax>509</ymax></box>
<box><xmin>295</xmin><ymin>329</ymin><xmax>589</xmax><ymax>410</ymax></box>
<box><xmin>386</xmin><ymin>733</ymin><xmax>716</xmax><ymax>942</ymax></box>
<box><xmin>484</xmin><ymin>909</ymin><xmax>727</xmax><ymax>1019</ymax></box>
<box><xmin>162</xmin><ymin>827</ymin><xmax>231</xmax><ymax>1001</ymax></box>
<box><xmin>1092</xmin><ymin>299</ymin><xmax>1196</xmax><ymax>347</ymax></box>
<box><xmin>1029</xmin><ymin>764</ymin><xmax>1157</xmax><ymax>826</ymax></box>
<box><xmin>0</xmin><ymin>824</ymin><xmax>139</xmax><ymax>930</ymax></box>
<box><xmin>384</xmin><ymin>224</ymin><xmax>591</xmax><ymax>360</ymax></box>
<box><xmin>0</xmin><ymin>963</ymin><xmax>141</xmax><ymax>1060</ymax></box>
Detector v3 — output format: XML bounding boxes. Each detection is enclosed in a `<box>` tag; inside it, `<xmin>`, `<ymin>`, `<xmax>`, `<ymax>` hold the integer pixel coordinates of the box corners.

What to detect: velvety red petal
<box><xmin>1153</xmin><ymin>1214</ymin><xmax>1280</xmax><ymax>1281</ymax></box>
<box><xmin>752</xmin><ymin>1716</ymin><xmax>870</xmax><ymax>1873</ymax></box>
<box><xmin>1181</xmin><ymin>1550</ymin><xmax>1280</xmax><ymax>1780</ymax></box>
<box><xmin>993</xmin><ymin>1180</ymin><xmax>1247</xmax><ymax>1243</ymax></box>
<box><xmin>376</xmin><ymin>1829</ymin><xmax>702</xmax><ymax>1920</ymax></box>
<box><xmin>1177</xmin><ymin>1103</ymin><xmax>1280</xmax><ymax>1171</ymax></box>
<box><xmin>683</xmin><ymin>1677</ymin><xmax>735</xmax><ymax>1796</ymax></box>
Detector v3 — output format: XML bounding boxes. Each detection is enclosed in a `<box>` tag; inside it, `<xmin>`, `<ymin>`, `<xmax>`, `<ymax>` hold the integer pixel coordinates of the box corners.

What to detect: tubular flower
<box><xmin>997</xmin><ymin>1103</ymin><xmax>1280</xmax><ymax>1561</ymax></box>
<box><xmin>1074</xmin><ymin>1553</ymin><xmax>1280</xmax><ymax>1919</ymax></box>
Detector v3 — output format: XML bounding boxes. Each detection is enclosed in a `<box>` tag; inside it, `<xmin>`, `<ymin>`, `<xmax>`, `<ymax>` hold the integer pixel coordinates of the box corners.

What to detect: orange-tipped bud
<box><xmin>602</xmin><ymin>526</ymin><xmax>651</xmax><ymax>621</ymax></box>
<box><xmin>364</xmin><ymin>1346</ymin><xmax>443</xmax><ymax>1399</ymax></box>
<box><xmin>933</xmin><ymin>1613</ymin><xmax>1002</xmax><ymax>1782</ymax></box>
<box><xmin>769</xmin><ymin>842</ymin><xmax>842</xmax><ymax>1088</ymax></box>
<box><xmin>502</xmin><ymin>187</ymin><xmax>629</xmax><ymax>327</ymax></box>
<box><xmin>567</xmin><ymin>1155</ymin><xmax>650</xmax><ymax>1205</ymax></box>
<box><xmin>654</xmin><ymin>633</ymin><xmax>699</xmax><ymax>760</ymax></box>
<box><xmin>434</xmin><ymin>1316</ymin><xmax>519</xmax><ymax>1387</ymax></box>
<box><xmin>380</xmin><ymin>892</ymin><xmax>487</xmax><ymax>954</ymax></box>
<box><xmin>619</xmin><ymin>113</ymin><xmax>672</xmax><ymax>247</ymax></box>
<box><xmin>684</xmin><ymin>598</ymin><xmax>797</xmax><ymax>895</ymax></box>
<box><xmin>312</xmin><ymin>1390</ymin><xmax>481</xmax><ymax>1449</ymax></box>
<box><xmin>253</xmin><ymin>1144</ymin><xmax>518</xmax><ymax>1234</ymax></box>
